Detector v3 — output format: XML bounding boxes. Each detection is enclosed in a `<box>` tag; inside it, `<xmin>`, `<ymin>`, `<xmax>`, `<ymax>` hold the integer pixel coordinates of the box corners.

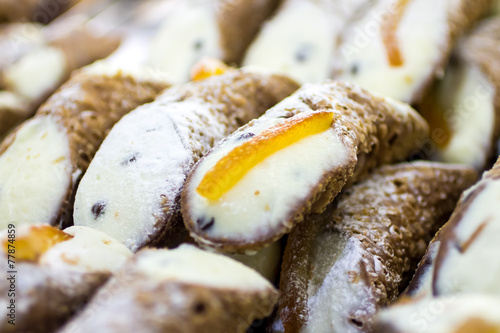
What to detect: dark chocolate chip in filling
<box><xmin>121</xmin><ymin>153</ymin><xmax>141</xmax><ymax>166</ymax></box>
<box><xmin>296</xmin><ymin>43</ymin><xmax>313</xmax><ymax>63</ymax></box>
<box><xmin>238</xmin><ymin>132</ymin><xmax>255</xmax><ymax>140</ymax></box>
<box><xmin>193</xmin><ymin>39</ymin><xmax>203</xmax><ymax>51</ymax></box>
<box><xmin>91</xmin><ymin>201</ymin><xmax>106</xmax><ymax>219</ymax></box>
<box><xmin>197</xmin><ymin>217</ymin><xmax>215</xmax><ymax>231</ymax></box>
<box><xmin>350</xmin><ymin>63</ymin><xmax>359</xmax><ymax>75</ymax></box>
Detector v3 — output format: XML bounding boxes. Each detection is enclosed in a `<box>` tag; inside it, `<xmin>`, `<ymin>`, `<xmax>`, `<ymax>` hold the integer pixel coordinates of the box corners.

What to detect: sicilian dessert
<box><xmin>332</xmin><ymin>0</ymin><xmax>491</xmax><ymax>104</ymax></box>
<box><xmin>373</xmin><ymin>294</ymin><xmax>500</xmax><ymax>333</ymax></box>
<box><xmin>0</xmin><ymin>62</ymin><xmax>168</xmax><ymax>230</ymax></box>
<box><xmin>182</xmin><ymin>80</ymin><xmax>429</xmax><ymax>253</ymax></box>
<box><xmin>73</xmin><ymin>67</ymin><xmax>298</xmax><ymax>251</ymax></box>
<box><xmin>419</xmin><ymin>17</ymin><xmax>500</xmax><ymax>170</ymax></box>
<box><xmin>270</xmin><ymin>162</ymin><xmax>476</xmax><ymax>333</ymax></box>
<box><xmin>242</xmin><ymin>0</ymin><xmax>373</xmax><ymax>84</ymax></box>
<box><xmin>0</xmin><ymin>0</ymin><xmax>81</xmax><ymax>23</ymax></box>
<box><xmin>0</xmin><ymin>11</ymin><xmax>121</xmax><ymax>137</ymax></box>
<box><xmin>58</xmin><ymin>245</ymin><xmax>278</xmax><ymax>333</ymax></box>
<box><xmin>0</xmin><ymin>224</ymin><xmax>132</xmax><ymax>333</ymax></box>
<box><xmin>148</xmin><ymin>0</ymin><xmax>280</xmax><ymax>82</ymax></box>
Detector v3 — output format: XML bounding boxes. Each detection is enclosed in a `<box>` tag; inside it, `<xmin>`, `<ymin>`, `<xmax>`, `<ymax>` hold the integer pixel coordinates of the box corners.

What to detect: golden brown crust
<box><xmin>0</xmin><ymin>261</ymin><xmax>108</xmax><ymax>333</ymax></box>
<box><xmin>217</xmin><ymin>0</ymin><xmax>280</xmax><ymax>65</ymax></box>
<box><xmin>277</xmin><ymin>162</ymin><xmax>477</xmax><ymax>332</ymax></box>
<box><xmin>0</xmin><ymin>0</ymin><xmax>80</xmax><ymax>23</ymax></box>
<box><xmin>182</xmin><ymin>81</ymin><xmax>429</xmax><ymax>253</ymax></box>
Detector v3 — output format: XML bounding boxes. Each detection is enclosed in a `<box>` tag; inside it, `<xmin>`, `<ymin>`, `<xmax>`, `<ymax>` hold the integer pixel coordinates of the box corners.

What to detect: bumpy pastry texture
<box><xmin>182</xmin><ymin>80</ymin><xmax>429</xmax><ymax>253</ymax></box>
<box><xmin>0</xmin><ymin>62</ymin><xmax>169</xmax><ymax>230</ymax></box>
<box><xmin>0</xmin><ymin>225</ymin><xmax>132</xmax><ymax>333</ymax></box>
<box><xmin>273</xmin><ymin>162</ymin><xmax>477</xmax><ymax>333</ymax></box>
<box><xmin>58</xmin><ymin>245</ymin><xmax>279</xmax><ymax>333</ymax></box>
<box><xmin>73</xmin><ymin>69</ymin><xmax>298</xmax><ymax>252</ymax></box>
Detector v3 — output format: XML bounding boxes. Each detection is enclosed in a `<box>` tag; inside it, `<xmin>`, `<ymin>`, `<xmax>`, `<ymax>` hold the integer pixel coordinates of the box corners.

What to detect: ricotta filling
<box><xmin>135</xmin><ymin>245</ymin><xmax>274</xmax><ymax>291</ymax></box>
<box><xmin>435</xmin><ymin>180</ymin><xmax>500</xmax><ymax>295</ymax></box>
<box><xmin>0</xmin><ymin>116</ymin><xmax>71</xmax><ymax>228</ymax></box>
<box><xmin>335</xmin><ymin>0</ymin><xmax>449</xmax><ymax>103</ymax></box>
<box><xmin>148</xmin><ymin>2</ymin><xmax>221</xmax><ymax>83</ymax></box>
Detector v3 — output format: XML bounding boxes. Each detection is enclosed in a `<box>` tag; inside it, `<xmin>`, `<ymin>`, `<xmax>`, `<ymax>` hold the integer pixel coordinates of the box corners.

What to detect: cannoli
<box><xmin>332</xmin><ymin>0</ymin><xmax>491</xmax><ymax>104</ymax></box>
<box><xmin>271</xmin><ymin>162</ymin><xmax>476</xmax><ymax>333</ymax></box>
<box><xmin>73</xmin><ymin>67</ymin><xmax>298</xmax><ymax>251</ymax></box>
<box><xmin>419</xmin><ymin>17</ymin><xmax>500</xmax><ymax>171</ymax></box>
<box><xmin>148</xmin><ymin>0</ymin><xmax>280</xmax><ymax>83</ymax></box>
<box><xmin>182</xmin><ymin>81</ymin><xmax>429</xmax><ymax>253</ymax></box>
<box><xmin>431</xmin><ymin>156</ymin><xmax>500</xmax><ymax>296</ymax></box>
<box><xmin>0</xmin><ymin>19</ymin><xmax>121</xmax><ymax>137</ymax></box>
<box><xmin>58</xmin><ymin>245</ymin><xmax>278</xmax><ymax>333</ymax></box>
<box><xmin>0</xmin><ymin>224</ymin><xmax>132</xmax><ymax>333</ymax></box>
<box><xmin>373</xmin><ymin>294</ymin><xmax>500</xmax><ymax>333</ymax></box>
<box><xmin>243</xmin><ymin>0</ymin><xmax>373</xmax><ymax>83</ymax></box>
<box><xmin>0</xmin><ymin>0</ymin><xmax>81</xmax><ymax>23</ymax></box>
<box><xmin>0</xmin><ymin>62</ymin><xmax>169</xmax><ymax>230</ymax></box>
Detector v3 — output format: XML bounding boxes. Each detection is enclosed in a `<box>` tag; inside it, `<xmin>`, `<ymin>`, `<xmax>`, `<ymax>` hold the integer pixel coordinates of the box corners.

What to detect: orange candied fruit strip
<box><xmin>2</xmin><ymin>225</ymin><xmax>73</xmax><ymax>262</ymax></box>
<box><xmin>380</xmin><ymin>0</ymin><xmax>411</xmax><ymax>67</ymax></box>
<box><xmin>190</xmin><ymin>57</ymin><xmax>229</xmax><ymax>81</ymax></box>
<box><xmin>196</xmin><ymin>111</ymin><xmax>335</xmax><ymax>200</ymax></box>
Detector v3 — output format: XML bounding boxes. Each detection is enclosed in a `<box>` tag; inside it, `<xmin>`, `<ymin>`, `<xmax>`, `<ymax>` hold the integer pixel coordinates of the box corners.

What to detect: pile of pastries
<box><xmin>1</xmin><ymin>0</ymin><xmax>500</xmax><ymax>332</ymax></box>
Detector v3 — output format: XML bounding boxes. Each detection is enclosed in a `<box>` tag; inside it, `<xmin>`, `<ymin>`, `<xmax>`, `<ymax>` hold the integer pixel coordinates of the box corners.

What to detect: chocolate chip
<box><xmin>238</xmin><ymin>132</ymin><xmax>255</xmax><ymax>140</ymax></box>
<box><xmin>121</xmin><ymin>153</ymin><xmax>141</xmax><ymax>166</ymax></box>
<box><xmin>194</xmin><ymin>39</ymin><xmax>203</xmax><ymax>50</ymax></box>
<box><xmin>350</xmin><ymin>318</ymin><xmax>364</xmax><ymax>328</ymax></box>
<box><xmin>91</xmin><ymin>202</ymin><xmax>106</xmax><ymax>219</ymax></box>
<box><xmin>350</xmin><ymin>63</ymin><xmax>359</xmax><ymax>75</ymax></box>
<box><xmin>197</xmin><ymin>217</ymin><xmax>215</xmax><ymax>231</ymax></box>
<box><xmin>193</xmin><ymin>302</ymin><xmax>206</xmax><ymax>314</ymax></box>
<box><xmin>296</xmin><ymin>43</ymin><xmax>313</xmax><ymax>63</ymax></box>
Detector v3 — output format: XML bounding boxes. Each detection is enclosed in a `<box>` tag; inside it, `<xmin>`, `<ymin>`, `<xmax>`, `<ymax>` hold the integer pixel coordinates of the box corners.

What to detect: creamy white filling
<box><xmin>4</xmin><ymin>46</ymin><xmax>67</xmax><ymax>100</ymax></box>
<box><xmin>434</xmin><ymin>63</ymin><xmax>495</xmax><ymax>170</ymax></box>
<box><xmin>0</xmin><ymin>91</ymin><xmax>29</xmax><ymax>114</ymax></box>
<box><xmin>135</xmin><ymin>244</ymin><xmax>274</xmax><ymax>291</ymax></box>
<box><xmin>304</xmin><ymin>235</ymin><xmax>377</xmax><ymax>333</ymax></box>
<box><xmin>376</xmin><ymin>295</ymin><xmax>500</xmax><ymax>333</ymax></box>
<box><xmin>148</xmin><ymin>2</ymin><xmax>221</xmax><ymax>83</ymax></box>
<box><xmin>74</xmin><ymin>99</ymin><xmax>227</xmax><ymax>252</ymax></box>
<box><xmin>242</xmin><ymin>1</ymin><xmax>334</xmax><ymax>84</ymax></box>
<box><xmin>188</xmin><ymin>124</ymin><xmax>350</xmax><ymax>242</ymax></box>
<box><xmin>0</xmin><ymin>116</ymin><xmax>71</xmax><ymax>229</ymax></box>
<box><xmin>434</xmin><ymin>180</ymin><xmax>500</xmax><ymax>295</ymax></box>
<box><xmin>228</xmin><ymin>240</ymin><xmax>282</xmax><ymax>282</ymax></box>
<box><xmin>40</xmin><ymin>226</ymin><xmax>132</xmax><ymax>273</ymax></box>
<box><xmin>335</xmin><ymin>0</ymin><xmax>449</xmax><ymax>103</ymax></box>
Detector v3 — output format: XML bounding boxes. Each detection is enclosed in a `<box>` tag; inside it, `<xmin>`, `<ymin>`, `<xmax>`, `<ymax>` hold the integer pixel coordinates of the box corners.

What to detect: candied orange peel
<box><xmin>190</xmin><ymin>57</ymin><xmax>229</xmax><ymax>81</ymax></box>
<box><xmin>381</xmin><ymin>0</ymin><xmax>411</xmax><ymax>67</ymax></box>
<box><xmin>196</xmin><ymin>111</ymin><xmax>334</xmax><ymax>200</ymax></box>
<box><xmin>2</xmin><ymin>225</ymin><xmax>73</xmax><ymax>262</ymax></box>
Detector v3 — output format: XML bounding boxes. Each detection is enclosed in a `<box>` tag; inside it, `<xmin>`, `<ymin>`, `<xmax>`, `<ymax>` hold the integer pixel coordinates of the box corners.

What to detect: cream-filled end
<box><xmin>148</xmin><ymin>2</ymin><xmax>221</xmax><ymax>83</ymax></box>
<box><xmin>434</xmin><ymin>180</ymin><xmax>500</xmax><ymax>295</ymax></box>
<box><xmin>243</xmin><ymin>1</ymin><xmax>334</xmax><ymax>84</ymax></box>
<box><xmin>40</xmin><ymin>226</ymin><xmax>133</xmax><ymax>273</ymax></box>
<box><xmin>4</xmin><ymin>46</ymin><xmax>67</xmax><ymax>100</ymax></box>
<box><xmin>432</xmin><ymin>63</ymin><xmax>495</xmax><ymax>170</ymax></box>
<box><xmin>334</xmin><ymin>0</ymin><xmax>449</xmax><ymax>103</ymax></box>
<box><xmin>0</xmin><ymin>116</ymin><xmax>71</xmax><ymax>228</ymax></box>
<box><xmin>185</xmin><ymin>115</ymin><xmax>350</xmax><ymax>246</ymax></box>
<box><xmin>135</xmin><ymin>245</ymin><xmax>274</xmax><ymax>291</ymax></box>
